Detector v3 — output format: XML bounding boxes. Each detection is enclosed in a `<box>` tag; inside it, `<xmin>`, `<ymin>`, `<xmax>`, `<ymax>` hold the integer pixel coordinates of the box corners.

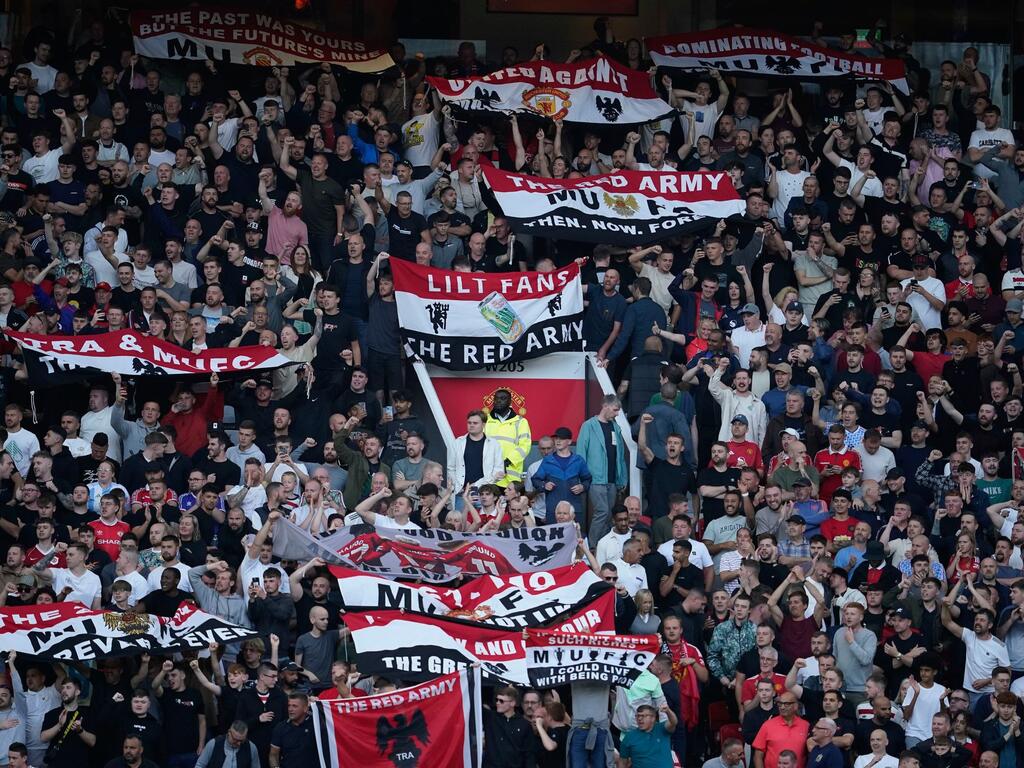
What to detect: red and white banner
<box><xmin>131</xmin><ymin>9</ymin><xmax>393</xmax><ymax>73</ymax></box>
<box><xmin>311</xmin><ymin>668</ymin><xmax>482</xmax><ymax>768</ymax></box>
<box><xmin>390</xmin><ymin>259</ymin><xmax>584</xmax><ymax>371</ymax></box>
<box><xmin>6</xmin><ymin>330</ymin><xmax>296</xmax><ymax>378</ymax></box>
<box><xmin>526</xmin><ymin>628</ymin><xmax>660</xmax><ymax>687</ymax></box>
<box><xmin>427</xmin><ymin>57</ymin><xmax>672</xmax><ymax>124</ymax></box>
<box><xmin>0</xmin><ymin>603</ymin><xmax>257</xmax><ymax>661</ymax></box>
<box><xmin>333</xmin><ymin>562</ymin><xmax>614</xmax><ymax>629</ymax></box>
<box><xmin>272</xmin><ymin>519</ymin><xmax>579</xmax><ymax>583</ymax></box>
<box><xmin>345</xmin><ymin>613</ymin><xmax>650</xmax><ymax>686</ymax></box>
<box><xmin>483</xmin><ymin>166</ymin><xmax>745</xmax><ymax>245</ymax></box>
<box><xmin>646</xmin><ymin>28</ymin><xmax>909</xmax><ymax>94</ymax></box>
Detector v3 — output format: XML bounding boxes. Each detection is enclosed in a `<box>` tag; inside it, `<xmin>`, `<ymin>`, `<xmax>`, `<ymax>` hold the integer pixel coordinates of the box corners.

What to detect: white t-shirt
<box><xmin>402</xmin><ymin>114</ymin><xmax>440</xmax><ymax>167</ymax></box>
<box><xmin>227</xmin><ymin>485</ymin><xmax>267</xmax><ymax>529</ymax></box>
<box><xmin>4</xmin><ymin>428</ymin><xmax>39</xmax><ymax>476</ymax></box>
<box><xmin>20</xmin><ymin>62</ymin><xmax>58</xmax><ymax>94</ymax></box>
<box><xmin>596</xmin><ymin>529</ymin><xmax>633</xmax><ymax>565</ymax></box>
<box><xmin>839</xmin><ymin>159</ymin><xmax>883</xmax><ymax>198</ymax></box>
<box><xmin>23</xmin><ymin>148</ymin><xmax>61</xmax><ymax>184</ymax></box>
<box><xmin>969</xmin><ymin>127</ymin><xmax>1015</xmax><ymax>180</ymax></box>
<box><xmin>901</xmin><ymin>681</ymin><xmax>947</xmax><ymax>740</ymax></box>
<box><xmin>681</xmin><ymin>101</ymin><xmax>720</xmax><ymax>140</ymax></box>
<box><xmin>1002</xmin><ymin>269</ymin><xmax>1024</xmax><ymax>295</ymax></box>
<box><xmin>658</xmin><ymin>538</ymin><xmax>712</xmax><ymax>570</ymax></box>
<box><xmin>900</xmin><ymin>276</ymin><xmax>945</xmax><ymax>330</ymax></box>
<box><xmin>146</xmin><ymin>563</ymin><xmax>193</xmax><ymax>593</ymax></box>
<box><xmin>862</xmin><ymin>107</ymin><xmax>887</xmax><ymax>135</ymax></box>
<box><xmin>639</xmin><ymin>263</ymin><xmax>674</xmax><ymax>315</ymax></box>
<box><xmin>85</xmin><ymin>250</ymin><xmax>129</xmax><ymax>286</ymax></box>
<box><xmin>118</xmin><ymin>570</ymin><xmax>150</xmax><ymax>606</ymax></box>
<box><xmin>610</xmin><ymin>558</ymin><xmax>648</xmax><ymax>596</ymax></box>
<box><xmin>239</xmin><ymin>554</ymin><xmax>291</xmax><ymax>594</ymax></box>
<box><xmin>731</xmin><ymin>323</ymin><xmax>767</xmax><ymax>368</ymax></box>
<box><xmin>961</xmin><ymin>628</ymin><xmax>1010</xmax><ymax>692</ymax></box>
<box><xmin>770</xmin><ymin>169</ymin><xmax>811</xmax><ymax>222</ymax></box>
<box><xmin>81</xmin><ymin>406</ymin><xmax>121</xmax><ymax>462</ymax></box>
<box><xmin>854</xmin><ymin>756</ymin><xmax>898</xmax><ymax>768</ymax></box>
<box><xmin>52</xmin><ymin>567</ymin><xmax>102</xmax><ymax>607</ymax></box>
<box><xmin>371</xmin><ymin>512</ymin><xmax>421</xmax><ymax>529</ymax></box>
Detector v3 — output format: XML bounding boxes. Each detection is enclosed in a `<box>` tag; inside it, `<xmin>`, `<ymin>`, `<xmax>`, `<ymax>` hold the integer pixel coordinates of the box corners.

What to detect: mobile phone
<box><xmin>384</xmin><ymin>406</ymin><xmax>394</xmax><ymax>418</ymax></box>
<box><xmin>250</xmin><ymin>578</ymin><xmax>259</xmax><ymax>587</ymax></box>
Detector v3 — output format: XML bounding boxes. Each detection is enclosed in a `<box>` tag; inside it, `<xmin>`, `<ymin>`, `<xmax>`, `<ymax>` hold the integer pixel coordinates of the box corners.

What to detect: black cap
<box><xmin>885</xmin><ymin>467</ymin><xmax>904</xmax><ymax>480</ymax></box>
<box><xmin>553</xmin><ymin>426</ymin><xmax>573</xmax><ymax>440</ymax></box>
<box><xmin>792</xmin><ymin>477</ymin><xmax>812</xmax><ymax>487</ymax></box>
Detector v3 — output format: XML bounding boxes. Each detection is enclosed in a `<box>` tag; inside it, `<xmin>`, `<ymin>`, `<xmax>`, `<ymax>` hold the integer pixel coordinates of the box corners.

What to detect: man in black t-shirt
<box><xmin>153</xmin><ymin>660</ymin><xmax>206</xmax><ymax>762</ymax></box>
<box><xmin>378</xmin><ymin>189</ymin><xmax>428</xmax><ymax>261</ymax></box>
<box><xmin>637</xmin><ymin>413</ymin><xmax>697</xmax><ymax>519</ymax></box>
<box><xmin>40</xmin><ymin>679</ymin><xmax>95</xmax><ymax>768</ymax></box>
<box><xmin>312</xmin><ymin>285</ymin><xmax>359</xmax><ymax>379</ymax></box>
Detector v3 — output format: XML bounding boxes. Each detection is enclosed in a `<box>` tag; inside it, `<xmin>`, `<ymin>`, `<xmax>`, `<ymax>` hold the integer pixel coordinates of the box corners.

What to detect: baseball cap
<box><xmin>891</xmin><ymin>606</ymin><xmax>912</xmax><ymax>620</ymax></box>
<box><xmin>773</xmin><ymin>363</ymin><xmax>792</xmax><ymax>375</ymax></box>
<box><xmin>396</xmin><ymin>159</ymin><xmax>413</xmax><ymax>169</ymax></box>
<box><xmin>885</xmin><ymin>467</ymin><xmax>905</xmax><ymax>481</ymax></box>
<box><xmin>256</xmin><ymin>375</ymin><xmax>273</xmax><ymax>389</ymax></box>
<box><xmin>739</xmin><ymin>303</ymin><xmax>759</xmax><ymax>315</ymax></box>
<box><xmin>730</xmin><ymin>415</ymin><xmax>749</xmax><ymax>425</ymax></box>
<box><xmin>785</xmin><ymin>301</ymin><xmax>803</xmax><ymax>313</ymax></box>
<box><xmin>911</xmin><ymin>419</ymin><xmax>929</xmax><ymax>430</ymax></box>
<box><xmin>553</xmin><ymin>426</ymin><xmax>573</xmax><ymax>440</ymax></box>
<box><xmin>788</xmin><ymin>514</ymin><xmax>806</xmax><ymax>525</ymax></box>
<box><xmin>1007</xmin><ymin>298</ymin><xmax>1024</xmax><ymax>314</ymax></box>
<box><xmin>912</xmin><ymin>254</ymin><xmax>930</xmax><ymax>268</ymax></box>
<box><xmin>779</xmin><ymin>427</ymin><xmax>800</xmax><ymax>439</ymax></box>
<box><xmin>246</xmin><ymin>221</ymin><xmax>261</xmax><ymax>232</ymax></box>
<box><xmin>95</xmin><ymin>282</ymin><xmax>112</xmax><ymax>292</ymax></box>
<box><xmin>55</xmin><ymin>277</ymin><xmax>69</xmax><ymax>287</ymax></box>
<box><xmin>792</xmin><ymin>477</ymin><xmax>812</xmax><ymax>487</ymax></box>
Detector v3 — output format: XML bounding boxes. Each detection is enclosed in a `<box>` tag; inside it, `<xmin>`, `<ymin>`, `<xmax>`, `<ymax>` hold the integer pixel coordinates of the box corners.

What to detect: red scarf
<box><xmin>666</xmin><ymin>641</ymin><xmax>702</xmax><ymax>729</ymax></box>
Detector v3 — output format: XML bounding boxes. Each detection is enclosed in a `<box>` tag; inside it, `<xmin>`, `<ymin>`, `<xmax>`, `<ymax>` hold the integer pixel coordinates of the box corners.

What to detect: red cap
<box><xmin>95</xmin><ymin>282</ymin><xmax>112</xmax><ymax>291</ymax></box>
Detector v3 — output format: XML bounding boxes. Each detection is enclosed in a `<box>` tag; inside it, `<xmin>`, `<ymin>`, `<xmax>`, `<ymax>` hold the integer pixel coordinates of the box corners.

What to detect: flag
<box><xmin>344</xmin><ymin>612</ymin><xmax>642</xmax><ymax>685</ymax></box>
<box><xmin>131</xmin><ymin>9</ymin><xmax>393</xmax><ymax>73</ymax></box>
<box><xmin>646</xmin><ymin>28</ymin><xmax>909</xmax><ymax>94</ymax></box>
<box><xmin>525</xmin><ymin>628</ymin><xmax>660</xmax><ymax>687</ymax></box>
<box><xmin>333</xmin><ymin>562</ymin><xmax>614</xmax><ymax>629</ymax></box>
<box><xmin>272</xmin><ymin>519</ymin><xmax>580</xmax><ymax>583</ymax></box>
<box><xmin>389</xmin><ymin>259</ymin><xmax>584</xmax><ymax>371</ymax></box>
<box><xmin>0</xmin><ymin>603</ymin><xmax>257</xmax><ymax>661</ymax></box>
<box><xmin>6</xmin><ymin>329</ymin><xmax>296</xmax><ymax>384</ymax></box>
<box><xmin>427</xmin><ymin>57</ymin><xmax>672</xmax><ymax>124</ymax></box>
<box><xmin>311</xmin><ymin>668</ymin><xmax>482</xmax><ymax>768</ymax></box>
<box><xmin>483</xmin><ymin>166</ymin><xmax>746</xmax><ymax>245</ymax></box>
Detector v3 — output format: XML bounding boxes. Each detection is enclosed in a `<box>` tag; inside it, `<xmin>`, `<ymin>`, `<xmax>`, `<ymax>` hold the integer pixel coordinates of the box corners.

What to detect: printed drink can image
<box><xmin>478</xmin><ymin>291</ymin><xmax>526</xmax><ymax>343</ymax></box>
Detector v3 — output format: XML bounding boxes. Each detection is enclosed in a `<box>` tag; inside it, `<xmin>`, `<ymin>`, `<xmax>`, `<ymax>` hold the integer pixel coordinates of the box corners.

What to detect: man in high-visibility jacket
<box><xmin>484</xmin><ymin>389</ymin><xmax>532</xmax><ymax>486</ymax></box>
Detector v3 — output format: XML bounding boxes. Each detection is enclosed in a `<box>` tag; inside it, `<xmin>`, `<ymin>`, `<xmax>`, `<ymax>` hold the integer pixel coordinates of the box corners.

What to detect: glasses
<box><xmin>496</xmin><ymin>698</ymin><xmax>513</xmax><ymax>705</ymax></box>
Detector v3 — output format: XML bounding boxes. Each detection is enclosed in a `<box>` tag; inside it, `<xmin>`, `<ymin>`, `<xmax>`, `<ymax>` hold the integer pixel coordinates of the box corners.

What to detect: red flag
<box><xmin>311</xmin><ymin>668</ymin><xmax>482</xmax><ymax>768</ymax></box>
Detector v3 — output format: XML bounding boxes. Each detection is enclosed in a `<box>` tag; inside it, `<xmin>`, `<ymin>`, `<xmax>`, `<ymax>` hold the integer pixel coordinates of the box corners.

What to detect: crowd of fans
<box><xmin>0</xmin><ymin>9</ymin><xmax>1022</xmax><ymax>768</ymax></box>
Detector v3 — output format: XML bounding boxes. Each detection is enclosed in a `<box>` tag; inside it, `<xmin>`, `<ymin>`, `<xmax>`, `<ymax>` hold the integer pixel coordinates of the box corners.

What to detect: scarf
<box><xmin>665</xmin><ymin>640</ymin><xmax>702</xmax><ymax>729</ymax></box>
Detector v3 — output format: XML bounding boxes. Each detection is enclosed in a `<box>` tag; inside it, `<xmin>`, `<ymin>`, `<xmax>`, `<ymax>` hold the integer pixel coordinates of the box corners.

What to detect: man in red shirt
<box><xmin>727</xmin><ymin>414</ymin><xmax>765</xmax><ymax>475</ymax></box>
<box><xmin>813</xmin><ymin>424</ymin><xmax>862</xmax><ymax>504</ymax></box>
<box><xmin>160</xmin><ymin>374</ymin><xmax>224</xmax><ymax>456</ymax></box>
<box><xmin>88</xmin><ymin>492</ymin><xmax>130</xmax><ymax>560</ymax></box>
<box><xmin>752</xmin><ymin>692</ymin><xmax>810</xmax><ymax>768</ymax></box>
<box><xmin>819</xmin><ymin>490</ymin><xmax>858</xmax><ymax>553</ymax></box>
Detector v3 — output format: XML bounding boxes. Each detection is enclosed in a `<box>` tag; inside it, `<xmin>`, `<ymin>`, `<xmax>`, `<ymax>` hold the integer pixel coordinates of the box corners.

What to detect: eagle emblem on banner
<box><xmin>603</xmin><ymin>192</ymin><xmax>639</xmax><ymax>217</ymax></box>
<box><xmin>101</xmin><ymin>611</ymin><xmax>151</xmax><ymax>635</ymax></box>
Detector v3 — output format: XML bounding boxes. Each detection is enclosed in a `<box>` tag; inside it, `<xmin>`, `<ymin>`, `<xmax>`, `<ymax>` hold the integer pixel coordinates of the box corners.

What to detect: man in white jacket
<box><xmin>447</xmin><ymin>410</ymin><xmax>504</xmax><ymax>506</ymax></box>
<box><xmin>709</xmin><ymin>357</ymin><xmax>768</xmax><ymax>445</ymax></box>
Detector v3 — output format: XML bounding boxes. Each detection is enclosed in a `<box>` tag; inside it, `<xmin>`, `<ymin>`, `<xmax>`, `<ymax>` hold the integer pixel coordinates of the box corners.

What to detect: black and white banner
<box><xmin>333</xmin><ymin>563</ymin><xmax>614</xmax><ymax>629</ymax></box>
<box><xmin>389</xmin><ymin>259</ymin><xmax>583</xmax><ymax>371</ymax></box>
<box><xmin>427</xmin><ymin>57</ymin><xmax>672</xmax><ymax>124</ymax></box>
<box><xmin>272</xmin><ymin>518</ymin><xmax>579</xmax><ymax>583</ymax></box>
<box><xmin>646</xmin><ymin>28</ymin><xmax>909</xmax><ymax>93</ymax></box>
<box><xmin>482</xmin><ymin>167</ymin><xmax>746</xmax><ymax>245</ymax></box>
<box><xmin>344</xmin><ymin>612</ymin><xmax>656</xmax><ymax>686</ymax></box>
<box><xmin>525</xmin><ymin>628</ymin><xmax>660</xmax><ymax>687</ymax></box>
<box><xmin>0</xmin><ymin>603</ymin><xmax>257</xmax><ymax>661</ymax></box>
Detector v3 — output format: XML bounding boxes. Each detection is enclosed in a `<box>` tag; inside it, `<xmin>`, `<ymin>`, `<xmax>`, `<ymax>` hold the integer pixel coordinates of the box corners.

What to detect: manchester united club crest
<box><xmin>483</xmin><ymin>387</ymin><xmax>527</xmax><ymax>417</ymax></box>
<box><xmin>521</xmin><ymin>86</ymin><xmax>571</xmax><ymax>120</ymax></box>
<box><xmin>603</xmin><ymin>192</ymin><xmax>639</xmax><ymax>217</ymax></box>
<box><xmin>242</xmin><ymin>47</ymin><xmax>283</xmax><ymax>66</ymax></box>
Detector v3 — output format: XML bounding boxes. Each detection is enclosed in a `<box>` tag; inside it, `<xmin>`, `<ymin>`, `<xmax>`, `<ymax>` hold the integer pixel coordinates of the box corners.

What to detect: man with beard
<box><xmin>941</xmin><ymin>603</ymin><xmax>1010</xmax><ymax>707</ymax></box>
<box><xmin>39</xmin><ymin>679</ymin><xmax>95</xmax><ymax>768</ymax></box>
<box><xmin>717</xmin><ymin>128</ymin><xmax>765</xmax><ymax>189</ymax></box>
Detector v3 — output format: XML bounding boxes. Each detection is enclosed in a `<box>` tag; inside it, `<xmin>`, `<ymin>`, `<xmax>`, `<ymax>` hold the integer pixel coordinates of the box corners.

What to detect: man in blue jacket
<box><xmin>530</xmin><ymin>426</ymin><xmax>592</xmax><ymax>524</ymax></box>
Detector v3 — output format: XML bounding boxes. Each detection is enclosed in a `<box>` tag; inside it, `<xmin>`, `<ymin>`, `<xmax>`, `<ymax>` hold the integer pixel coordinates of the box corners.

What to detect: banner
<box><xmin>0</xmin><ymin>603</ymin><xmax>257</xmax><ymax>661</ymax></box>
<box><xmin>6</xmin><ymin>330</ymin><xmax>296</xmax><ymax>382</ymax></box>
<box><xmin>646</xmin><ymin>29</ymin><xmax>909</xmax><ymax>94</ymax></box>
<box><xmin>482</xmin><ymin>167</ymin><xmax>746</xmax><ymax>245</ymax></box>
<box><xmin>389</xmin><ymin>260</ymin><xmax>583</xmax><ymax>371</ymax></box>
<box><xmin>333</xmin><ymin>563</ymin><xmax>614</xmax><ymax>629</ymax></box>
<box><xmin>525</xmin><ymin>628</ymin><xmax>660</xmax><ymax>687</ymax></box>
<box><xmin>311</xmin><ymin>668</ymin><xmax>482</xmax><ymax>768</ymax></box>
<box><xmin>131</xmin><ymin>9</ymin><xmax>393</xmax><ymax>73</ymax></box>
<box><xmin>344</xmin><ymin>613</ymin><xmax>651</xmax><ymax>686</ymax></box>
<box><xmin>427</xmin><ymin>57</ymin><xmax>672</xmax><ymax>124</ymax></box>
<box><xmin>272</xmin><ymin>519</ymin><xmax>579</xmax><ymax>583</ymax></box>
